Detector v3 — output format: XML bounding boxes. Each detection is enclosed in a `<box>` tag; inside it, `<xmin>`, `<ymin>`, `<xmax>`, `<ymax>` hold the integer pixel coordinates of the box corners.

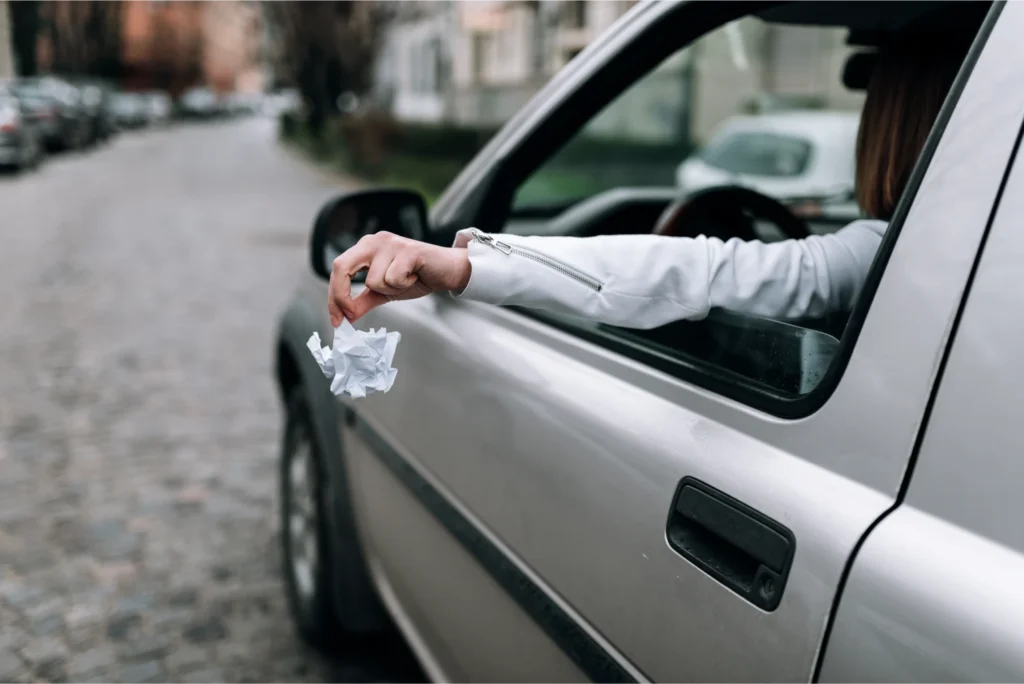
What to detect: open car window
<box><xmin>492</xmin><ymin>3</ymin><xmax>991</xmax><ymax>414</ymax></box>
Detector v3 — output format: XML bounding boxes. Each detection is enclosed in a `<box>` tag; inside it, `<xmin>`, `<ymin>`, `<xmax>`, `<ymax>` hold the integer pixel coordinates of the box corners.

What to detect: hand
<box><xmin>328</xmin><ymin>231</ymin><xmax>471</xmax><ymax>326</ymax></box>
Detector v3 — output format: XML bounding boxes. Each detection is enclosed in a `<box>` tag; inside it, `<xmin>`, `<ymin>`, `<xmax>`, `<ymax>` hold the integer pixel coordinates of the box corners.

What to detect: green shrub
<box><xmin>279</xmin><ymin>111</ymin><xmax>301</xmax><ymax>140</ymax></box>
<box><xmin>284</xmin><ymin>112</ymin><xmax>692</xmax><ymax>208</ymax></box>
<box><xmin>394</xmin><ymin>123</ymin><xmax>499</xmax><ymax>160</ymax></box>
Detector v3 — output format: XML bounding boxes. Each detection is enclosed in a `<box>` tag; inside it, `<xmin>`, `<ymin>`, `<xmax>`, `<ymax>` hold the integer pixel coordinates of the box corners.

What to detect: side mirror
<box><xmin>309</xmin><ymin>188</ymin><xmax>428</xmax><ymax>281</ymax></box>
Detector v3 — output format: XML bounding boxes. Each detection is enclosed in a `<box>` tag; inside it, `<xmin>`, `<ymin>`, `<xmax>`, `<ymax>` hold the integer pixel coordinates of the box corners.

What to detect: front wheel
<box><xmin>280</xmin><ymin>389</ymin><xmax>340</xmax><ymax>651</ymax></box>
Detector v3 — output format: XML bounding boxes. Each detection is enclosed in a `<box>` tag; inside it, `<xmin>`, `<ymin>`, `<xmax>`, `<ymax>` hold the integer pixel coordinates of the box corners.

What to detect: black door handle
<box><xmin>666</xmin><ymin>477</ymin><xmax>795</xmax><ymax>611</ymax></box>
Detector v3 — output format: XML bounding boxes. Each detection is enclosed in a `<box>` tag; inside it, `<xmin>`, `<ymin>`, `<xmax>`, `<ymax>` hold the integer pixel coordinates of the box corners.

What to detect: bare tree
<box><xmin>9</xmin><ymin>0</ymin><xmax>41</xmax><ymax>76</ymax></box>
<box><xmin>262</xmin><ymin>1</ymin><xmax>392</xmax><ymax>133</ymax></box>
<box><xmin>44</xmin><ymin>0</ymin><xmax>122</xmax><ymax>77</ymax></box>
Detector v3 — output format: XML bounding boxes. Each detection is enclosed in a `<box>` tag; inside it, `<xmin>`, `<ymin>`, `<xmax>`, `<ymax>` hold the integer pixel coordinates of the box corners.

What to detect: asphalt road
<box><xmin>0</xmin><ymin>118</ymin><xmax>423</xmax><ymax>683</ymax></box>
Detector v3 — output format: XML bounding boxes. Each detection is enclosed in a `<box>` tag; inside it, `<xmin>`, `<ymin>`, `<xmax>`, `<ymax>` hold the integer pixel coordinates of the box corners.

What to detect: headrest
<box><xmin>843</xmin><ymin>51</ymin><xmax>878</xmax><ymax>90</ymax></box>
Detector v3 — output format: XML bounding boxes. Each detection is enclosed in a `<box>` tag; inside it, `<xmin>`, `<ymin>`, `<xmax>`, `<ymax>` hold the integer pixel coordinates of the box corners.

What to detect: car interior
<box><xmin>503</xmin><ymin>1</ymin><xmax>991</xmax><ymax>400</ymax></box>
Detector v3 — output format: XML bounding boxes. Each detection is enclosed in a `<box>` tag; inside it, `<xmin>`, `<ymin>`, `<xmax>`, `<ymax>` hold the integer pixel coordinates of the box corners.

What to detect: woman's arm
<box><xmin>453</xmin><ymin>220</ymin><xmax>886</xmax><ymax>329</ymax></box>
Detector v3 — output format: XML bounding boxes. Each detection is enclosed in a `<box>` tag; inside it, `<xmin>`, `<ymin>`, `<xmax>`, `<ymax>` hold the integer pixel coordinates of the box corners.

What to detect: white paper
<box><xmin>306</xmin><ymin>319</ymin><xmax>401</xmax><ymax>399</ymax></box>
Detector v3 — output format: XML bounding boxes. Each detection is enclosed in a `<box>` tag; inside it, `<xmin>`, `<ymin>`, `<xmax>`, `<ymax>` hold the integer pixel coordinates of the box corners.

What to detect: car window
<box><xmin>496</xmin><ymin>13</ymin><xmax>979</xmax><ymax>411</ymax></box>
<box><xmin>511</xmin><ymin>20</ymin><xmax>864</xmax><ymax>233</ymax></box>
<box><xmin>701</xmin><ymin>131</ymin><xmax>812</xmax><ymax>177</ymax></box>
<box><xmin>19</xmin><ymin>94</ymin><xmax>47</xmax><ymax>109</ymax></box>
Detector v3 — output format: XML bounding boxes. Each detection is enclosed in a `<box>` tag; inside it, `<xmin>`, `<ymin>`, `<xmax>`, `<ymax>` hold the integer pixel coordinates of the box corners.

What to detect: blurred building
<box><xmin>448</xmin><ymin>0</ymin><xmax>550</xmax><ymax>127</ymax></box>
<box><xmin>32</xmin><ymin>0</ymin><xmax>264</xmax><ymax>95</ymax></box>
<box><xmin>121</xmin><ymin>0</ymin><xmax>204</xmax><ymax>94</ymax></box>
<box><xmin>689</xmin><ymin>18</ymin><xmax>863</xmax><ymax>143</ymax></box>
<box><xmin>202</xmin><ymin>0</ymin><xmax>263</xmax><ymax>93</ymax></box>
<box><xmin>373</xmin><ymin>0</ymin><xmax>638</xmax><ymax>128</ymax></box>
<box><xmin>373</xmin><ymin>0</ymin><xmax>454</xmax><ymax>123</ymax></box>
<box><xmin>374</xmin><ymin>0</ymin><xmax>863</xmax><ymax>145</ymax></box>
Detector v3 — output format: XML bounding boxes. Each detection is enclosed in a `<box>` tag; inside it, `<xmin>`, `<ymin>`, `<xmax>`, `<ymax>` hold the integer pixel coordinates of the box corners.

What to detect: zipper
<box><xmin>469</xmin><ymin>229</ymin><xmax>603</xmax><ymax>292</ymax></box>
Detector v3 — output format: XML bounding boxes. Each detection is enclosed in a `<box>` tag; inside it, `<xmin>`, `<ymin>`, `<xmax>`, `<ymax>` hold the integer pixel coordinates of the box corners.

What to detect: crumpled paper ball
<box><xmin>306</xmin><ymin>319</ymin><xmax>401</xmax><ymax>399</ymax></box>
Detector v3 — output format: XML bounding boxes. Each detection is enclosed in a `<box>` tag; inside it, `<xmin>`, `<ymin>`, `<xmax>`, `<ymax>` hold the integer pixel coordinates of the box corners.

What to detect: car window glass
<box><xmin>511</xmin><ymin>19</ymin><xmax>864</xmax><ymax>232</ymax></box>
<box><xmin>499</xmin><ymin>15</ymin><xmax>965</xmax><ymax>405</ymax></box>
<box><xmin>701</xmin><ymin>132</ymin><xmax>812</xmax><ymax>178</ymax></box>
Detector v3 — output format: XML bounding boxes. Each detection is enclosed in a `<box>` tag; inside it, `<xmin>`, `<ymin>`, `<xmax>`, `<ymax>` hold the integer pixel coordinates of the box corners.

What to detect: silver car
<box><xmin>0</xmin><ymin>87</ymin><xmax>44</xmax><ymax>172</ymax></box>
<box><xmin>274</xmin><ymin>1</ymin><xmax>1024</xmax><ymax>680</ymax></box>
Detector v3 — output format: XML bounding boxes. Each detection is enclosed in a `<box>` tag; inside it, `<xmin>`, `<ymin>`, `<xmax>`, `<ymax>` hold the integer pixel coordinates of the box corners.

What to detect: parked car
<box><xmin>70</xmin><ymin>78</ymin><xmax>116</xmax><ymax>145</ymax></box>
<box><xmin>144</xmin><ymin>91</ymin><xmax>172</xmax><ymax>126</ymax></box>
<box><xmin>6</xmin><ymin>85</ymin><xmax>59</xmax><ymax>153</ymax></box>
<box><xmin>677</xmin><ymin>111</ymin><xmax>862</xmax><ymax>225</ymax></box>
<box><xmin>11</xmin><ymin>76</ymin><xmax>89</xmax><ymax>152</ymax></box>
<box><xmin>225</xmin><ymin>91</ymin><xmax>262</xmax><ymax>117</ymax></box>
<box><xmin>274</xmin><ymin>1</ymin><xmax>1024</xmax><ymax>682</ymax></box>
<box><xmin>178</xmin><ymin>87</ymin><xmax>221</xmax><ymax>119</ymax></box>
<box><xmin>108</xmin><ymin>92</ymin><xmax>149</xmax><ymax>129</ymax></box>
<box><xmin>0</xmin><ymin>86</ymin><xmax>44</xmax><ymax>171</ymax></box>
<box><xmin>264</xmin><ymin>88</ymin><xmax>301</xmax><ymax>117</ymax></box>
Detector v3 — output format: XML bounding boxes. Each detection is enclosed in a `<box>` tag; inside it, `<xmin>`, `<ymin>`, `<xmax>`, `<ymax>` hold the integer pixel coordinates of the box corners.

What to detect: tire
<box><xmin>29</xmin><ymin>136</ymin><xmax>44</xmax><ymax>170</ymax></box>
<box><xmin>280</xmin><ymin>388</ymin><xmax>341</xmax><ymax>651</ymax></box>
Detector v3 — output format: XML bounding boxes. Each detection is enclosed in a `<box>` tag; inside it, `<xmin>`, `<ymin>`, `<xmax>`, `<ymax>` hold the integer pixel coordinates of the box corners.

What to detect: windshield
<box><xmin>700</xmin><ymin>131</ymin><xmax>813</xmax><ymax>178</ymax></box>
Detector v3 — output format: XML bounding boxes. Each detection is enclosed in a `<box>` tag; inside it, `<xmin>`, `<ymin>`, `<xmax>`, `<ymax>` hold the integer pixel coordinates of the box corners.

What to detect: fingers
<box><xmin>327</xmin><ymin>270</ymin><xmax>345</xmax><ymax>326</ymax></box>
<box><xmin>348</xmin><ymin>288</ymin><xmax>390</xmax><ymax>321</ymax></box>
<box><xmin>364</xmin><ymin>249</ymin><xmax>402</xmax><ymax>296</ymax></box>
<box><xmin>329</xmin><ymin>240</ymin><xmax>374</xmax><ymax>325</ymax></box>
<box><xmin>383</xmin><ymin>250</ymin><xmax>421</xmax><ymax>293</ymax></box>
<box><xmin>328</xmin><ymin>232</ymin><xmax>417</xmax><ymax>324</ymax></box>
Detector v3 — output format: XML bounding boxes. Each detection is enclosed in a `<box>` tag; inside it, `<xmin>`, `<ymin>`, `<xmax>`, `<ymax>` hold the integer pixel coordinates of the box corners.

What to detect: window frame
<box><xmin>439</xmin><ymin>0</ymin><xmax>1004</xmax><ymax>420</ymax></box>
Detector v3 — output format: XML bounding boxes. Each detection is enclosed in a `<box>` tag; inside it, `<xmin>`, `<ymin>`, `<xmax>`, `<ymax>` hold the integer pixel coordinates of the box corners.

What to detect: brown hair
<box><xmin>855</xmin><ymin>38</ymin><xmax>969</xmax><ymax>220</ymax></box>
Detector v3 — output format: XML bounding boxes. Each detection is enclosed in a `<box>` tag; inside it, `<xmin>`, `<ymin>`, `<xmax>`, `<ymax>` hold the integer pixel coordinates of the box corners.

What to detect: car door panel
<box><xmin>820</xmin><ymin>85</ymin><xmax>1024</xmax><ymax>682</ymax></box>
<box><xmin>818</xmin><ymin>507</ymin><xmax>1024</xmax><ymax>682</ymax></box>
<box><xmin>341</xmin><ymin>3</ymin><xmax>1022</xmax><ymax>682</ymax></box>
<box><xmin>355</xmin><ymin>296</ymin><xmax>889</xmax><ymax>681</ymax></box>
<box><xmin>346</xmin><ymin>423</ymin><xmax>589</xmax><ymax>683</ymax></box>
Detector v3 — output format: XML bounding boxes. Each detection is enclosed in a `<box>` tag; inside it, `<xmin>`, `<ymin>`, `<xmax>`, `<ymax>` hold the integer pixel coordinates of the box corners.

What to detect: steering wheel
<box><xmin>653</xmin><ymin>185</ymin><xmax>811</xmax><ymax>242</ymax></box>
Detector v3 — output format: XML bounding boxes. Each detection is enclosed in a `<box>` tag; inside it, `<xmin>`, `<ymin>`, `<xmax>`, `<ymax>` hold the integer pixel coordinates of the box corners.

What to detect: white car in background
<box><xmin>179</xmin><ymin>87</ymin><xmax>221</xmax><ymax>119</ymax></box>
<box><xmin>145</xmin><ymin>91</ymin><xmax>172</xmax><ymax>126</ymax></box>
<box><xmin>677</xmin><ymin>110</ymin><xmax>862</xmax><ymax>225</ymax></box>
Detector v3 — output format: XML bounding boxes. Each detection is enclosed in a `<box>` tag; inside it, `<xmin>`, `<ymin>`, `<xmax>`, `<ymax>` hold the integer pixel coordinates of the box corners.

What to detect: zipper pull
<box><xmin>470</xmin><ymin>229</ymin><xmax>513</xmax><ymax>255</ymax></box>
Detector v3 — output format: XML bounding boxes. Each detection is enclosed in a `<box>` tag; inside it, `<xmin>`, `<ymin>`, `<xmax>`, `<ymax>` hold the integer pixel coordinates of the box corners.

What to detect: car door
<box><xmin>818</xmin><ymin>73</ymin><xmax>1024</xmax><ymax>683</ymax></box>
<box><xmin>341</xmin><ymin>2</ymin><xmax>1021</xmax><ymax>681</ymax></box>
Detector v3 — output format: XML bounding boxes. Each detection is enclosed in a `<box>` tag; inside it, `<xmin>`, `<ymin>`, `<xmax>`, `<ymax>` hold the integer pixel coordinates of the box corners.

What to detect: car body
<box><xmin>69</xmin><ymin>78</ymin><xmax>117</xmax><ymax>145</ymax></box>
<box><xmin>677</xmin><ymin>111</ymin><xmax>862</xmax><ymax>225</ymax></box>
<box><xmin>144</xmin><ymin>91</ymin><xmax>173</xmax><ymax>126</ymax></box>
<box><xmin>8</xmin><ymin>82</ymin><xmax>61</xmax><ymax>149</ymax></box>
<box><xmin>224</xmin><ymin>91</ymin><xmax>262</xmax><ymax>117</ymax></box>
<box><xmin>273</xmin><ymin>1</ymin><xmax>1024</xmax><ymax>681</ymax></box>
<box><xmin>0</xmin><ymin>86</ymin><xmax>44</xmax><ymax>171</ymax></box>
<box><xmin>11</xmin><ymin>76</ymin><xmax>89</xmax><ymax>152</ymax></box>
<box><xmin>178</xmin><ymin>86</ymin><xmax>222</xmax><ymax>119</ymax></box>
<box><xmin>109</xmin><ymin>92</ymin><xmax>150</xmax><ymax>130</ymax></box>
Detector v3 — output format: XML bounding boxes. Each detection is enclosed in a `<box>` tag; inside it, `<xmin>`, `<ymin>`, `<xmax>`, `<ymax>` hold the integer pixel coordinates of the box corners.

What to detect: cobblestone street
<box><xmin>0</xmin><ymin>119</ymin><xmax>422</xmax><ymax>682</ymax></box>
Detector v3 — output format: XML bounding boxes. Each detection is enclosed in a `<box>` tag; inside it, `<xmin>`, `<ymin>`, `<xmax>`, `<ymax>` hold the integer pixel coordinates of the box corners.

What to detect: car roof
<box><xmin>712</xmin><ymin>111</ymin><xmax>861</xmax><ymax>146</ymax></box>
<box><xmin>758</xmin><ymin>0</ymin><xmax>990</xmax><ymax>46</ymax></box>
